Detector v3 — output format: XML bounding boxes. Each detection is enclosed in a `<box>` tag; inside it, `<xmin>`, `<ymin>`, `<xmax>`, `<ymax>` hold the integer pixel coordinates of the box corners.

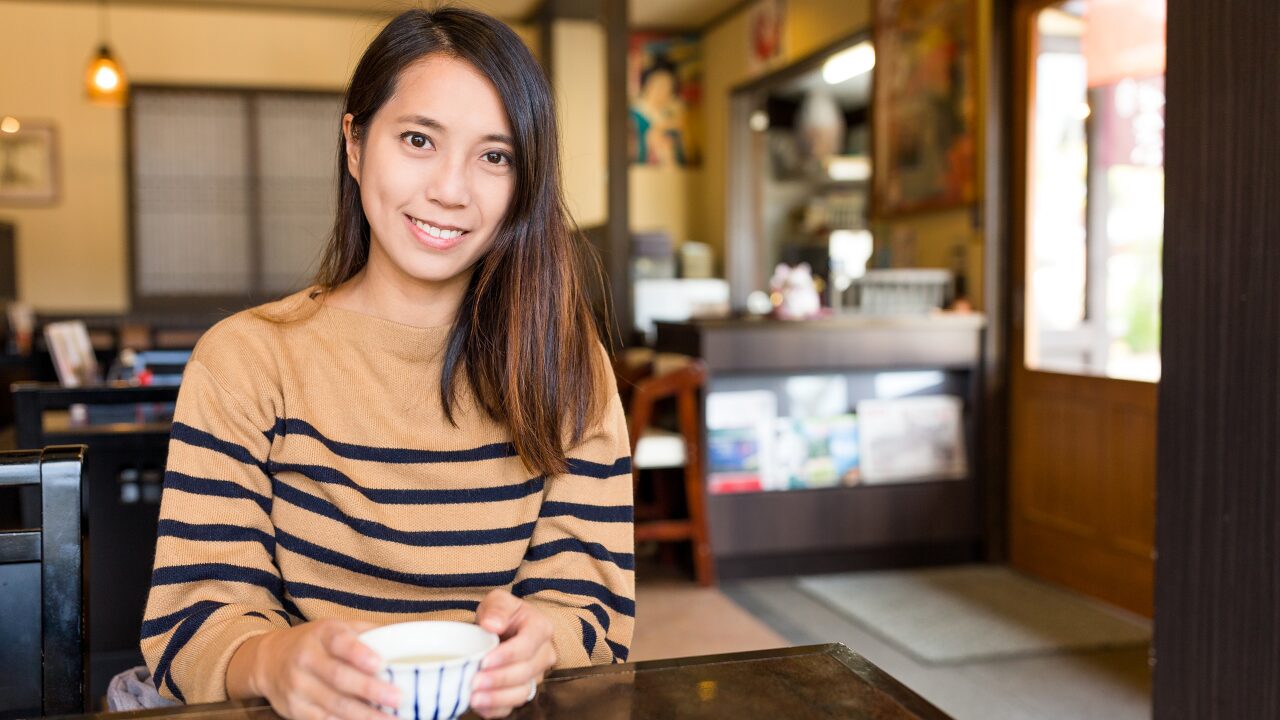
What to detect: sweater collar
<box><xmin>306</xmin><ymin>288</ymin><xmax>454</xmax><ymax>364</ymax></box>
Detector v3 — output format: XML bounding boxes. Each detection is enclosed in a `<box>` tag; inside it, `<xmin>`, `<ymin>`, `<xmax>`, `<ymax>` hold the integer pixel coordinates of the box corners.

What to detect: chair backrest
<box><xmin>11</xmin><ymin>383</ymin><xmax>179</xmax><ymax>704</ymax></box>
<box><xmin>624</xmin><ymin>360</ymin><xmax>707</xmax><ymax>472</ymax></box>
<box><xmin>0</xmin><ymin>446</ymin><xmax>88</xmax><ymax>718</ymax></box>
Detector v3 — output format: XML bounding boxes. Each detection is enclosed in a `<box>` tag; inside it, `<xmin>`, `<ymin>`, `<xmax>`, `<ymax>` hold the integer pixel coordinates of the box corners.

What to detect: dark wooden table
<box><xmin>59</xmin><ymin>644</ymin><xmax>951</xmax><ymax>720</ymax></box>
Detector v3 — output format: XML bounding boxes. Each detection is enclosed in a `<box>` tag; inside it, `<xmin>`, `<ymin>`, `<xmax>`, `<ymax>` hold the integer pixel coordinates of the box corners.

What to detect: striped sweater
<box><xmin>141</xmin><ymin>289</ymin><xmax>635</xmax><ymax>704</ymax></box>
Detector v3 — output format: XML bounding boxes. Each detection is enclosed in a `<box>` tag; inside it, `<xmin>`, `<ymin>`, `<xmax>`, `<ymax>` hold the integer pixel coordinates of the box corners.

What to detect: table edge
<box><xmin>55</xmin><ymin>644</ymin><xmax>951</xmax><ymax>720</ymax></box>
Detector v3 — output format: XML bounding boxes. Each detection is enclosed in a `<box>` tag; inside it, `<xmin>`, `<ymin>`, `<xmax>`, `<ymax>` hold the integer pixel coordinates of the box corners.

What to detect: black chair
<box><xmin>0</xmin><ymin>445</ymin><xmax>89</xmax><ymax>718</ymax></box>
<box><xmin>12</xmin><ymin>383</ymin><xmax>181</xmax><ymax>706</ymax></box>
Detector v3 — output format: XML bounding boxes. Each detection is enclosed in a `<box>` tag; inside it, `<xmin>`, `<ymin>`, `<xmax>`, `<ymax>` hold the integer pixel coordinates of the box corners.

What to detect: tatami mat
<box><xmin>796</xmin><ymin>565</ymin><xmax>1150</xmax><ymax>664</ymax></box>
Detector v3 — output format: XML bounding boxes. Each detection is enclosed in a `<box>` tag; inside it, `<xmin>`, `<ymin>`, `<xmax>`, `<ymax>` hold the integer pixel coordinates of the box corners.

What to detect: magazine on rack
<box><xmin>44</xmin><ymin>320</ymin><xmax>101</xmax><ymax>388</ymax></box>
<box><xmin>856</xmin><ymin>395</ymin><xmax>967</xmax><ymax>483</ymax></box>
<box><xmin>772</xmin><ymin>413</ymin><xmax>860</xmax><ymax>490</ymax></box>
<box><xmin>705</xmin><ymin>389</ymin><xmax>777</xmax><ymax>494</ymax></box>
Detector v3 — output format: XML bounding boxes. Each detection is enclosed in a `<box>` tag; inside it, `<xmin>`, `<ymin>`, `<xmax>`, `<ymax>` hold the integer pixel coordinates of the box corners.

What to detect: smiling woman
<box><xmin>138</xmin><ymin>8</ymin><xmax>633</xmax><ymax>720</ymax></box>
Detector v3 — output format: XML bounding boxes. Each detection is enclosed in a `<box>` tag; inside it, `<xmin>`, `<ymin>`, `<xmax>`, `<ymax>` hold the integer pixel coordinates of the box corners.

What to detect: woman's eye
<box><xmin>483</xmin><ymin>151</ymin><xmax>512</xmax><ymax>167</ymax></box>
<box><xmin>401</xmin><ymin>132</ymin><xmax>431</xmax><ymax>149</ymax></box>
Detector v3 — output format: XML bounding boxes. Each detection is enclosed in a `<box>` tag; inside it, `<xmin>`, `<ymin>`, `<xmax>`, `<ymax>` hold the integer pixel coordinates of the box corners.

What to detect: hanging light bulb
<box><xmin>85</xmin><ymin>0</ymin><xmax>127</xmax><ymax>106</ymax></box>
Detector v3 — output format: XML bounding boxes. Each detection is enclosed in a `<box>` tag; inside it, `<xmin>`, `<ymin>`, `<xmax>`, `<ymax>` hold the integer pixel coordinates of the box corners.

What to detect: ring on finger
<box><xmin>526</xmin><ymin>679</ymin><xmax>537</xmax><ymax>702</ymax></box>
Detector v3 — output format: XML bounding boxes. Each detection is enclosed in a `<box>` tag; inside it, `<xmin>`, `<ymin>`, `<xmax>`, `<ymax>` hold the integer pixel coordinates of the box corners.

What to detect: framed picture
<box><xmin>0</xmin><ymin>119</ymin><xmax>60</xmax><ymax>204</ymax></box>
<box><xmin>746</xmin><ymin>0</ymin><xmax>787</xmax><ymax>74</ymax></box>
<box><xmin>873</xmin><ymin>0</ymin><xmax>977</xmax><ymax>216</ymax></box>
<box><xmin>628</xmin><ymin>32</ymin><xmax>703</xmax><ymax>167</ymax></box>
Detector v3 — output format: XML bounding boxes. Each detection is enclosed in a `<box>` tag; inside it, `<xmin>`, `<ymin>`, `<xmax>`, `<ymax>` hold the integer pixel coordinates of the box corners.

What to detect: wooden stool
<box><xmin>622</xmin><ymin>358</ymin><xmax>715</xmax><ymax>586</ymax></box>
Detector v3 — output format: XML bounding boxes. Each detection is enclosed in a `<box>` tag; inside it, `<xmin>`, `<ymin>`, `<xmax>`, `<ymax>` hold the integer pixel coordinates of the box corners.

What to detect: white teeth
<box><xmin>410</xmin><ymin>216</ymin><xmax>465</xmax><ymax>240</ymax></box>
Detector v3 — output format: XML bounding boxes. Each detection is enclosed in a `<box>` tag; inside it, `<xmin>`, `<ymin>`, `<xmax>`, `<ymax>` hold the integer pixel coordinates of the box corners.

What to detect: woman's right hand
<box><xmin>229</xmin><ymin>619</ymin><xmax>401</xmax><ymax>720</ymax></box>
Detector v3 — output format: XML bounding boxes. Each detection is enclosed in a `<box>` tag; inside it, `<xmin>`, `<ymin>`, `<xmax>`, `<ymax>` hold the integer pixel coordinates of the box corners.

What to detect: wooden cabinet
<box><xmin>656</xmin><ymin>314</ymin><xmax>987</xmax><ymax>578</ymax></box>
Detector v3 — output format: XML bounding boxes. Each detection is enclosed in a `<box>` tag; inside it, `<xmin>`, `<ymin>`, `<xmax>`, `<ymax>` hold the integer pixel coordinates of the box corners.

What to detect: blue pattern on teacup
<box><xmin>381</xmin><ymin>660</ymin><xmax>479</xmax><ymax>720</ymax></box>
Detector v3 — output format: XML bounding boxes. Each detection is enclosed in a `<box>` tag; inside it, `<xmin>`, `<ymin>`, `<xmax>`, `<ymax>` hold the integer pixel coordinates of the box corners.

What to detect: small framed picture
<box><xmin>0</xmin><ymin>119</ymin><xmax>60</xmax><ymax>205</ymax></box>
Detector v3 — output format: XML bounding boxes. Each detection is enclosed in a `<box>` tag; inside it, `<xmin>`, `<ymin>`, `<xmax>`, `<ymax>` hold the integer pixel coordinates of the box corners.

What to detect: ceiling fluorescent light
<box><xmin>822</xmin><ymin>42</ymin><xmax>875</xmax><ymax>85</ymax></box>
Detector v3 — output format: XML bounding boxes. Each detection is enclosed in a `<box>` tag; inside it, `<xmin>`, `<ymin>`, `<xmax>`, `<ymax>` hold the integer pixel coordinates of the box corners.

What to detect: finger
<box><xmin>302</xmin><ymin>675</ymin><xmax>398</xmax><ymax>720</ymax></box>
<box><xmin>480</xmin><ymin>616</ymin><xmax>552</xmax><ymax>670</ymax></box>
<box><xmin>289</xmin><ymin>698</ymin><xmax>329</xmax><ymax>720</ymax></box>
<box><xmin>474</xmin><ymin>703</ymin><xmax>514</xmax><ymax>720</ymax></box>
<box><xmin>475</xmin><ymin>589</ymin><xmax>522</xmax><ymax>636</ymax></box>
<box><xmin>472</xmin><ymin>658</ymin><xmax>542</xmax><ymax>693</ymax></box>
<box><xmin>471</xmin><ymin>678</ymin><xmax>536</xmax><ymax>717</ymax></box>
<box><xmin>316</xmin><ymin>653</ymin><xmax>401</xmax><ymax>708</ymax></box>
<box><xmin>325</xmin><ymin>625</ymin><xmax>384</xmax><ymax>675</ymax></box>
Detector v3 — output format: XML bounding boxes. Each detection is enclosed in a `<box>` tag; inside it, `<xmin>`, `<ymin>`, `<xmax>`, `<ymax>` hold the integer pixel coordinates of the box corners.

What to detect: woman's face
<box><xmin>343</xmin><ymin>54</ymin><xmax>516</xmax><ymax>288</ymax></box>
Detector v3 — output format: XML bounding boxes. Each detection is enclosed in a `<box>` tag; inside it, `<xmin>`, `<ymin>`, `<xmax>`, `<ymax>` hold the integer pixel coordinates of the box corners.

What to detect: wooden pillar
<box><xmin>536</xmin><ymin>0</ymin><xmax>631</xmax><ymax>348</ymax></box>
<box><xmin>602</xmin><ymin>0</ymin><xmax>630</xmax><ymax>348</ymax></box>
<box><xmin>1156</xmin><ymin>0</ymin><xmax>1280</xmax><ymax>715</ymax></box>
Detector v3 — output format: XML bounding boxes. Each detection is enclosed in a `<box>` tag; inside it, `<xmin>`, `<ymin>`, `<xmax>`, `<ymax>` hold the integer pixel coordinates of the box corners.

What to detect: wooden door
<box><xmin>1008</xmin><ymin>0</ymin><xmax>1163</xmax><ymax>617</ymax></box>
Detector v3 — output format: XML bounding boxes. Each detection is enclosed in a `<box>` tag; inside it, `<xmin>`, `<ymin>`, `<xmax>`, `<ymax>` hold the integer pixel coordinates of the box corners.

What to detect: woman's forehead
<box><xmin>384</xmin><ymin>54</ymin><xmax>513</xmax><ymax>139</ymax></box>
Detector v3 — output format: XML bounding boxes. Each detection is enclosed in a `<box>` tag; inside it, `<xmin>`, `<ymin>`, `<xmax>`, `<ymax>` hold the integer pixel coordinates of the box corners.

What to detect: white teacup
<box><xmin>359</xmin><ymin>621</ymin><xmax>499</xmax><ymax>720</ymax></box>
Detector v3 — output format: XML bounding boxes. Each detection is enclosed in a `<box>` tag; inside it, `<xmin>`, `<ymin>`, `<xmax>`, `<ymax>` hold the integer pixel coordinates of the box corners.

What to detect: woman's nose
<box><xmin>426</xmin><ymin>154</ymin><xmax>470</xmax><ymax>208</ymax></box>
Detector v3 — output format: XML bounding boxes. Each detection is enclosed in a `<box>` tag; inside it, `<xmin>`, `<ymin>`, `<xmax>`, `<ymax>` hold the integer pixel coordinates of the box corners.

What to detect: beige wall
<box><xmin>0</xmin><ymin>1</ymin><xmax>537</xmax><ymax>312</ymax></box>
<box><xmin>552</xmin><ymin>19</ymin><xmax>607</xmax><ymax>229</ymax></box>
<box><xmin>630</xmin><ymin>165</ymin><xmax>705</xmax><ymax>248</ymax></box>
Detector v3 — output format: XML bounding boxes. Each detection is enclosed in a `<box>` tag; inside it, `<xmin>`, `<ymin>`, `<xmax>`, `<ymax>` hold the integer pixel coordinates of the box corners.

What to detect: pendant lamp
<box><xmin>85</xmin><ymin>0</ymin><xmax>127</xmax><ymax>106</ymax></box>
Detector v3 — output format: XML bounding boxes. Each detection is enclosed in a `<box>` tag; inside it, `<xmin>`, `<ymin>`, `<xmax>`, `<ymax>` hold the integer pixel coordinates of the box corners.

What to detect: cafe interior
<box><xmin>0</xmin><ymin>0</ymin><xmax>1275</xmax><ymax>718</ymax></box>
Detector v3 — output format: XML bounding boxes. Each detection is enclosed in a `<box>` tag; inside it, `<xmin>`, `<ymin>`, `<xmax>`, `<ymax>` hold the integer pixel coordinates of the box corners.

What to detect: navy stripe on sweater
<box><xmin>579</xmin><ymin>617</ymin><xmax>597</xmax><ymax>661</ymax></box>
<box><xmin>153</xmin><ymin>602</ymin><xmax>222</xmax><ymax>703</ymax></box>
<box><xmin>157</xmin><ymin>519</ymin><xmax>274</xmax><ymax>554</ymax></box>
<box><xmin>271</xmin><ymin>478</ymin><xmax>537</xmax><ymax>547</ymax></box>
<box><xmin>512</xmin><ymin>578</ymin><xmax>635</xmax><ymax>617</ymax></box>
<box><xmin>541</xmin><ymin>501</ymin><xmax>633</xmax><ymax>523</ymax></box>
<box><xmin>270</xmin><ymin>417</ymin><xmax>516</xmax><ymax>464</ymax></box>
<box><xmin>565</xmin><ymin>456</ymin><xmax>632</xmax><ymax>479</ymax></box>
<box><xmin>276</xmin><ymin>530</ymin><xmax>518</xmax><ymax>588</ymax></box>
<box><xmin>170</xmin><ymin>422</ymin><xmax>264</xmax><ymax>469</ymax></box>
<box><xmin>269</xmin><ymin>461</ymin><xmax>545</xmax><ymax>505</ymax></box>
<box><xmin>286</xmin><ymin>582</ymin><xmax>481</xmax><ymax>613</ymax></box>
<box><xmin>163</xmin><ymin>471</ymin><xmax>272</xmax><ymax>514</ymax></box>
<box><xmin>140</xmin><ymin>599</ymin><xmax>227</xmax><ymax>640</ymax></box>
<box><xmin>606</xmin><ymin>639</ymin><xmax>629</xmax><ymax>663</ymax></box>
<box><xmin>151</xmin><ymin>563</ymin><xmax>282</xmax><ymax>600</ymax></box>
<box><xmin>578</xmin><ymin>603</ymin><xmax>612</xmax><ymax>633</ymax></box>
<box><xmin>525</xmin><ymin>538</ymin><xmax>635</xmax><ymax>571</ymax></box>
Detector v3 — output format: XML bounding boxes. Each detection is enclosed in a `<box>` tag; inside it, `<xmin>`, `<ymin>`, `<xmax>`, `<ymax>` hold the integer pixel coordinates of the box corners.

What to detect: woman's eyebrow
<box><xmin>397</xmin><ymin>113</ymin><xmax>446</xmax><ymax>130</ymax></box>
<box><xmin>396</xmin><ymin>114</ymin><xmax>513</xmax><ymax>145</ymax></box>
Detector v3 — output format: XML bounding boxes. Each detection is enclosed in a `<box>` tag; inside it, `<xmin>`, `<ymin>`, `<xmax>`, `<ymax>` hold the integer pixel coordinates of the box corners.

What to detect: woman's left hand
<box><xmin>470</xmin><ymin>589</ymin><xmax>558</xmax><ymax>718</ymax></box>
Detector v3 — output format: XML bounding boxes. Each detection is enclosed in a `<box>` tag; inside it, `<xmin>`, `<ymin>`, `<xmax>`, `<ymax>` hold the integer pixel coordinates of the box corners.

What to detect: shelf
<box><xmin>655</xmin><ymin>315</ymin><xmax>986</xmax><ymax>373</ymax></box>
<box><xmin>708</xmin><ymin>474</ymin><xmax>971</xmax><ymax>498</ymax></box>
<box><xmin>706</xmin><ymin>476</ymin><xmax>980</xmax><ymax>558</ymax></box>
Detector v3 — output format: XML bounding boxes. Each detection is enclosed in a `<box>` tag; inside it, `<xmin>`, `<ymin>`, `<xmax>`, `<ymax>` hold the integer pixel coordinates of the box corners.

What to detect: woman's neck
<box><xmin>326</xmin><ymin>252</ymin><xmax>472</xmax><ymax>329</ymax></box>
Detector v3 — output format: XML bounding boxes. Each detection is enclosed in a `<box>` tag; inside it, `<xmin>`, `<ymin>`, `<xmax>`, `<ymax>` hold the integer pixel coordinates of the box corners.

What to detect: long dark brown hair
<box><xmin>315</xmin><ymin>6</ymin><xmax>611</xmax><ymax>476</ymax></box>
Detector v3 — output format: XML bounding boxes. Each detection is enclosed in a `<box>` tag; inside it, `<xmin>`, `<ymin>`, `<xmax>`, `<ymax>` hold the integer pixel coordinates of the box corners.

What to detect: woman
<box><xmin>140</xmin><ymin>8</ymin><xmax>634</xmax><ymax>720</ymax></box>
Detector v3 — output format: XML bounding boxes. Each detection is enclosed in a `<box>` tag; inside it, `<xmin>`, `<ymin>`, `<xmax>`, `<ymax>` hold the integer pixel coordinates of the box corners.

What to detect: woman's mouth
<box><xmin>405</xmin><ymin>214</ymin><xmax>470</xmax><ymax>250</ymax></box>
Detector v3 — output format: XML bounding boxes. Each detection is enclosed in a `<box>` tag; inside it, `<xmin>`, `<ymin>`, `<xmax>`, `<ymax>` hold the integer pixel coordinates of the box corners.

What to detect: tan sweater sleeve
<box><xmin>141</xmin><ymin>352</ymin><xmax>291</xmax><ymax>703</ymax></box>
<box><xmin>511</xmin><ymin>355</ymin><xmax>636</xmax><ymax>667</ymax></box>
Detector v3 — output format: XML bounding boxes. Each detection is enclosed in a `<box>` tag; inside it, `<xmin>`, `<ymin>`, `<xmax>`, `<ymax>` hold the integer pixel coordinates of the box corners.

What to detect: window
<box><xmin>128</xmin><ymin>87</ymin><xmax>343</xmax><ymax>309</ymax></box>
<box><xmin>1025</xmin><ymin>0</ymin><xmax>1165</xmax><ymax>382</ymax></box>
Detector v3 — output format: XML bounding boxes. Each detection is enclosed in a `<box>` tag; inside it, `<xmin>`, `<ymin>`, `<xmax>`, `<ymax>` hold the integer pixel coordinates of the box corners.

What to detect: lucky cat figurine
<box><xmin>769</xmin><ymin>263</ymin><xmax>822</xmax><ymax>320</ymax></box>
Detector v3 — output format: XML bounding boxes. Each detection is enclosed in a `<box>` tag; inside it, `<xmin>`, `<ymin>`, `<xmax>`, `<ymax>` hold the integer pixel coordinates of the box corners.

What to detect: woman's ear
<box><xmin>342</xmin><ymin>113</ymin><xmax>362</xmax><ymax>184</ymax></box>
